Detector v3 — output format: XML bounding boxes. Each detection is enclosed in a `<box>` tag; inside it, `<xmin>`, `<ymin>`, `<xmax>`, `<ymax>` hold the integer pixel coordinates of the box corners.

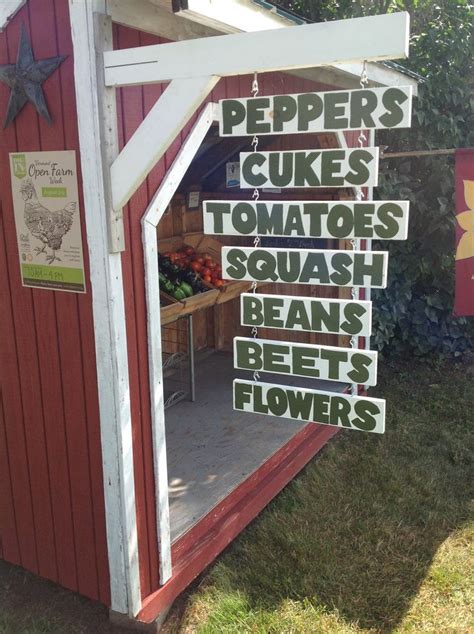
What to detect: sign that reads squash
<box><xmin>241</xmin><ymin>294</ymin><xmax>372</xmax><ymax>337</ymax></box>
<box><xmin>204</xmin><ymin>200</ymin><xmax>409</xmax><ymax>240</ymax></box>
<box><xmin>234</xmin><ymin>379</ymin><xmax>385</xmax><ymax>434</ymax></box>
<box><xmin>234</xmin><ymin>337</ymin><xmax>378</xmax><ymax>386</ymax></box>
<box><xmin>222</xmin><ymin>247</ymin><xmax>388</xmax><ymax>288</ymax></box>
<box><xmin>240</xmin><ymin>147</ymin><xmax>378</xmax><ymax>189</ymax></box>
<box><xmin>219</xmin><ymin>86</ymin><xmax>413</xmax><ymax>136</ymax></box>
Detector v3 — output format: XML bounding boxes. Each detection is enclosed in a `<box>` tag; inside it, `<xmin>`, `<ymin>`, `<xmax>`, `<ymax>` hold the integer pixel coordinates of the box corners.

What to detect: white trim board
<box><xmin>68</xmin><ymin>0</ymin><xmax>141</xmax><ymax>617</ymax></box>
<box><xmin>104</xmin><ymin>12</ymin><xmax>410</xmax><ymax>87</ymax></box>
<box><xmin>142</xmin><ymin>102</ymin><xmax>217</xmax><ymax>584</ymax></box>
<box><xmin>0</xmin><ymin>0</ymin><xmax>26</xmax><ymax>32</ymax></box>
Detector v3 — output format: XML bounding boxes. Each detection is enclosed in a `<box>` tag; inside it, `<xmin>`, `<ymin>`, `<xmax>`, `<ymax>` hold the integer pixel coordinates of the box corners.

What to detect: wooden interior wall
<box><xmin>113</xmin><ymin>24</ymin><xmax>348</xmax><ymax>601</ymax></box>
<box><xmin>0</xmin><ymin>0</ymin><xmax>109</xmax><ymax>604</ymax></box>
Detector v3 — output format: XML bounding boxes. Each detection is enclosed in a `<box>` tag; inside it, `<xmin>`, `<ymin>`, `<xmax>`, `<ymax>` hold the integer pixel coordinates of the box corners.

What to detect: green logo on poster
<box><xmin>12</xmin><ymin>154</ymin><xmax>27</xmax><ymax>179</ymax></box>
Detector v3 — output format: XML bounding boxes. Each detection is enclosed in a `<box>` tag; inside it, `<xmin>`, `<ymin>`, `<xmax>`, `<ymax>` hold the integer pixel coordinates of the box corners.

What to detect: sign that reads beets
<box><xmin>234</xmin><ymin>380</ymin><xmax>385</xmax><ymax>434</ymax></box>
<box><xmin>234</xmin><ymin>338</ymin><xmax>378</xmax><ymax>386</ymax></box>
<box><xmin>204</xmin><ymin>200</ymin><xmax>409</xmax><ymax>240</ymax></box>
<box><xmin>240</xmin><ymin>294</ymin><xmax>372</xmax><ymax>337</ymax></box>
<box><xmin>239</xmin><ymin>147</ymin><xmax>379</xmax><ymax>189</ymax></box>
<box><xmin>222</xmin><ymin>247</ymin><xmax>388</xmax><ymax>288</ymax></box>
<box><xmin>219</xmin><ymin>86</ymin><xmax>413</xmax><ymax>136</ymax></box>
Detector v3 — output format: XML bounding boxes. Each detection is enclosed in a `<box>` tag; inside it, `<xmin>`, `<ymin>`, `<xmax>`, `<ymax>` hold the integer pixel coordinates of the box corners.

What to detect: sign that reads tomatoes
<box><xmin>234</xmin><ymin>338</ymin><xmax>378</xmax><ymax>386</ymax></box>
<box><xmin>219</xmin><ymin>86</ymin><xmax>413</xmax><ymax>137</ymax></box>
<box><xmin>240</xmin><ymin>294</ymin><xmax>372</xmax><ymax>337</ymax></box>
<box><xmin>203</xmin><ymin>200</ymin><xmax>409</xmax><ymax>240</ymax></box>
<box><xmin>222</xmin><ymin>247</ymin><xmax>388</xmax><ymax>288</ymax></box>
<box><xmin>240</xmin><ymin>147</ymin><xmax>378</xmax><ymax>189</ymax></box>
<box><xmin>234</xmin><ymin>379</ymin><xmax>385</xmax><ymax>434</ymax></box>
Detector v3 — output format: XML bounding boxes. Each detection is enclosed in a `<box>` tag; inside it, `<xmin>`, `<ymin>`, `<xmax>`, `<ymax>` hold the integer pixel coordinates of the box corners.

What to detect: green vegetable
<box><xmin>179</xmin><ymin>282</ymin><xmax>193</xmax><ymax>297</ymax></box>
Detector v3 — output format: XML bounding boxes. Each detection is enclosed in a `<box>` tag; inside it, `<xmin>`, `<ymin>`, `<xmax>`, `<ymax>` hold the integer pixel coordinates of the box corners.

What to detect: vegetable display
<box><xmin>158</xmin><ymin>245</ymin><xmax>224</xmax><ymax>301</ymax></box>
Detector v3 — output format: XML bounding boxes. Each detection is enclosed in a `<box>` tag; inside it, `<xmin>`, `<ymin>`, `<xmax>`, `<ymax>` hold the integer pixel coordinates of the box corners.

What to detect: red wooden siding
<box><xmin>0</xmin><ymin>0</ymin><xmax>109</xmax><ymax>604</ymax></box>
<box><xmin>112</xmin><ymin>26</ymin><xmax>340</xmax><ymax>601</ymax></box>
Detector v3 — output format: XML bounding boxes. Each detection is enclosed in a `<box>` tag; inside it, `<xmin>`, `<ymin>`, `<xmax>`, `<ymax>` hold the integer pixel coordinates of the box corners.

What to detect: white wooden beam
<box><xmin>110</xmin><ymin>74</ymin><xmax>218</xmax><ymax>211</ymax></box>
<box><xmin>106</xmin><ymin>0</ymin><xmax>220</xmax><ymax>40</ymax></box>
<box><xmin>142</xmin><ymin>103</ymin><xmax>216</xmax><ymax>583</ymax></box>
<box><xmin>68</xmin><ymin>0</ymin><xmax>141</xmax><ymax>616</ymax></box>
<box><xmin>104</xmin><ymin>12</ymin><xmax>410</xmax><ymax>87</ymax></box>
<box><xmin>0</xmin><ymin>0</ymin><xmax>26</xmax><ymax>32</ymax></box>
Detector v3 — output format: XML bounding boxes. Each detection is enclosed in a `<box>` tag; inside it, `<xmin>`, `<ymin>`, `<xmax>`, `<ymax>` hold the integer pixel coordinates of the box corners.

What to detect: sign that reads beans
<box><xmin>219</xmin><ymin>86</ymin><xmax>413</xmax><ymax>136</ymax></box>
<box><xmin>240</xmin><ymin>294</ymin><xmax>372</xmax><ymax>337</ymax></box>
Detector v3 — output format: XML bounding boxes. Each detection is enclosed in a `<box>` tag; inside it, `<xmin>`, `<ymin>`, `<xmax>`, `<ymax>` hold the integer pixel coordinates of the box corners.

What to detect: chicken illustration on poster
<box><xmin>9</xmin><ymin>150</ymin><xmax>86</xmax><ymax>293</ymax></box>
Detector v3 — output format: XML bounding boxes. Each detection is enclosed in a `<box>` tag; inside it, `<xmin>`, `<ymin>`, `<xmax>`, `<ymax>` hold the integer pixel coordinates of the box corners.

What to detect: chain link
<box><xmin>251</xmin><ymin>72</ymin><xmax>260</xmax><ymax>381</ymax></box>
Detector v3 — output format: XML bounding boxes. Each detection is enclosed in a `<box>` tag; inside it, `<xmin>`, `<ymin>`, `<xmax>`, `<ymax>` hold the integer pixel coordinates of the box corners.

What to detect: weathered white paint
<box><xmin>111</xmin><ymin>75</ymin><xmax>218</xmax><ymax>211</ymax></box>
<box><xmin>234</xmin><ymin>337</ymin><xmax>379</xmax><ymax>386</ymax></box>
<box><xmin>68</xmin><ymin>1</ymin><xmax>141</xmax><ymax>616</ymax></box>
<box><xmin>174</xmin><ymin>0</ymin><xmax>298</xmax><ymax>33</ymax></box>
<box><xmin>107</xmin><ymin>0</ymin><xmax>220</xmax><ymax>40</ymax></box>
<box><xmin>142</xmin><ymin>103</ymin><xmax>216</xmax><ymax>583</ymax></box>
<box><xmin>0</xmin><ymin>0</ymin><xmax>26</xmax><ymax>31</ymax></box>
<box><xmin>104</xmin><ymin>12</ymin><xmax>410</xmax><ymax>87</ymax></box>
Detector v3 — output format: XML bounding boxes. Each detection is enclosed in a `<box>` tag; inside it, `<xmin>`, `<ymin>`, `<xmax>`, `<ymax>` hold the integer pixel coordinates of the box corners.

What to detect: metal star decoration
<box><xmin>0</xmin><ymin>23</ymin><xmax>66</xmax><ymax>128</ymax></box>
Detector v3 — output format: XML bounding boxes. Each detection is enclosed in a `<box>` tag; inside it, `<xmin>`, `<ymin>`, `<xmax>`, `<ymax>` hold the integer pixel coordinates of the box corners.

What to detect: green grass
<box><xmin>168</xmin><ymin>360</ymin><xmax>474</xmax><ymax>633</ymax></box>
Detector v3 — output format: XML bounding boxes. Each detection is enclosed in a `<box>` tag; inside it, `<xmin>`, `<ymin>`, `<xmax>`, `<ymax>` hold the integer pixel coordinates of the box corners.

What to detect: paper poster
<box><xmin>9</xmin><ymin>150</ymin><xmax>86</xmax><ymax>293</ymax></box>
<box><xmin>226</xmin><ymin>161</ymin><xmax>240</xmax><ymax>188</ymax></box>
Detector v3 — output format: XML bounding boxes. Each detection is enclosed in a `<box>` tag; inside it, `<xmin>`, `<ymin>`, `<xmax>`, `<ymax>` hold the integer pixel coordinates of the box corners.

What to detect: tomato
<box><xmin>197</xmin><ymin>256</ymin><xmax>205</xmax><ymax>265</ymax></box>
<box><xmin>203</xmin><ymin>274</ymin><xmax>212</xmax><ymax>283</ymax></box>
<box><xmin>185</xmin><ymin>246</ymin><xmax>195</xmax><ymax>256</ymax></box>
<box><xmin>214</xmin><ymin>279</ymin><xmax>224</xmax><ymax>288</ymax></box>
<box><xmin>191</xmin><ymin>262</ymin><xmax>202</xmax><ymax>272</ymax></box>
<box><xmin>204</xmin><ymin>258</ymin><xmax>214</xmax><ymax>268</ymax></box>
<box><xmin>201</xmin><ymin>267</ymin><xmax>211</xmax><ymax>277</ymax></box>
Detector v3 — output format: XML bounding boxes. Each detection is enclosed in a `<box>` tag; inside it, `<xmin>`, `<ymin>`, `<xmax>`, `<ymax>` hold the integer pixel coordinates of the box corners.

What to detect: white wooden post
<box><xmin>142</xmin><ymin>103</ymin><xmax>217</xmax><ymax>584</ymax></box>
<box><xmin>68</xmin><ymin>0</ymin><xmax>141</xmax><ymax>616</ymax></box>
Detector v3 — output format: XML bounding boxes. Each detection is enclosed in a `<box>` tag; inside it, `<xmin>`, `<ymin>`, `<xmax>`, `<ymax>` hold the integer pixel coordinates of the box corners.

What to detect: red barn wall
<box><xmin>0</xmin><ymin>0</ymin><xmax>110</xmax><ymax>604</ymax></box>
<box><xmin>112</xmin><ymin>25</ymin><xmax>341</xmax><ymax>600</ymax></box>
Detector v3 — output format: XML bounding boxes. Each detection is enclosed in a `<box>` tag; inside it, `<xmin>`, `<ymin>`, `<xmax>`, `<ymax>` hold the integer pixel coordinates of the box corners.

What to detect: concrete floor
<box><xmin>165</xmin><ymin>350</ymin><xmax>347</xmax><ymax>542</ymax></box>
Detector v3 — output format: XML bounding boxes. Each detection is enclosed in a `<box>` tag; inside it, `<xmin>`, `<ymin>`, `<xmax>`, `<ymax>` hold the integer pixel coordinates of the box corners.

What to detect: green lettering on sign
<box><xmin>233</xmin><ymin>379</ymin><xmax>385</xmax><ymax>433</ymax></box>
<box><xmin>240</xmin><ymin>148</ymin><xmax>378</xmax><ymax>189</ymax></box>
<box><xmin>42</xmin><ymin>187</ymin><xmax>67</xmax><ymax>198</ymax></box>
<box><xmin>222</xmin><ymin>247</ymin><xmax>388</xmax><ymax>288</ymax></box>
<box><xmin>234</xmin><ymin>337</ymin><xmax>378</xmax><ymax>386</ymax></box>
<box><xmin>219</xmin><ymin>86</ymin><xmax>412</xmax><ymax>137</ymax></box>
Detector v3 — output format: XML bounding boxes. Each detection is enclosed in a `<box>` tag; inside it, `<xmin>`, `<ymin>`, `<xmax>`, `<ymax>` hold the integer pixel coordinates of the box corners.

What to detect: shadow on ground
<box><xmin>169</xmin><ymin>360</ymin><xmax>473</xmax><ymax>632</ymax></box>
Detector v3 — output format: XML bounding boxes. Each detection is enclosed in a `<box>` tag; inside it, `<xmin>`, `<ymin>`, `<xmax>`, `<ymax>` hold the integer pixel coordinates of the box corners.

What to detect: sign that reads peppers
<box><xmin>219</xmin><ymin>86</ymin><xmax>413</xmax><ymax>137</ymax></box>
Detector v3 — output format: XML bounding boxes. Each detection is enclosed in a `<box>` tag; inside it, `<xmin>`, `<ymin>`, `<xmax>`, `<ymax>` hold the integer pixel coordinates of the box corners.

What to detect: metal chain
<box><xmin>351</xmin><ymin>61</ymin><xmax>368</xmax><ymax>396</ymax></box>
<box><xmin>251</xmin><ymin>72</ymin><xmax>260</xmax><ymax>381</ymax></box>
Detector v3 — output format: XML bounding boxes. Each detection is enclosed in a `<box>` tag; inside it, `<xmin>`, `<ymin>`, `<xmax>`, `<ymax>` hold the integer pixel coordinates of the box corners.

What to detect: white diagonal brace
<box><xmin>104</xmin><ymin>12</ymin><xmax>409</xmax><ymax>87</ymax></box>
<box><xmin>110</xmin><ymin>74</ymin><xmax>218</xmax><ymax>211</ymax></box>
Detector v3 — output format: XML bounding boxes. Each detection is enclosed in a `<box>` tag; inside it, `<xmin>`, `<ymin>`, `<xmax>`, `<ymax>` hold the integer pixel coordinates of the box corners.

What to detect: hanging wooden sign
<box><xmin>234</xmin><ymin>337</ymin><xmax>378</xmax><ymax>386</ymax></box>
<box><xmin>240</xmin><ymin>147</ymin><xmax>379</xmax><ymax>188</ymax></box>
<box><xmin>222</xmin><ymin>247</ymin><xmax>388</xmax><ymax>288</ymax></box>
<box><xmin>219</xmin><ymin>86</ymin><xmax>413</xmax><ymax>137</ymax></box>
<box><xmin>204</xmin><ymin>200</ymin><xmax>409</xmax><ymax>240</ymax></box>
<box><xmin>240</xmin><ymin>294</ymin><xmax>372</xmax><ymax>337</ymax></box>
<box><xmin>234</xmin><ymin>379</ymin><xmax>385</xmax><ymax>434</ymax></box>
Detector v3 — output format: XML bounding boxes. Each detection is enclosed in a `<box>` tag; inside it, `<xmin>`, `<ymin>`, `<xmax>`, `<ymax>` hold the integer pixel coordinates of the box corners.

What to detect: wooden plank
<box><xmin>68</xmin><ymin>1</ymin><xmax>141</xmax><ymax>616</ymax></box>
<box><xmin>111</xmin><ymin>76</ymin><xmax>218</xmax><ymax>211</ymax></box>
<box><xmin>104</xmin><ymin>12</ymin><xmax>410</xmax><ymax>86</ymax></box>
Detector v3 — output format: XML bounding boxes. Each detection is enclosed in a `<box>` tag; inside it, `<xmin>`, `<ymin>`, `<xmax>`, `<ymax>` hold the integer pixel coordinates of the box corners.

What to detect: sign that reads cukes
<box><xmin>204</xmin><ymin>200</ymin><xmax>409</xmax><ymax>240</ymax></box>
<box><xmin>219</xmin><ymin>86</ymin><xmax>413</xmax><ymax>136</ymax></box>
<box><xmin>241</xmin><ymin>294</ymin><xmax>372</xmax><ymax>337</ymax></box>
<box><xmin>234</xmin><ymin>379</ymin><xmax>385</xmax><ymax>434</ymax></box>
<box><xmin>222</xmin><ymin>247</ymin><xmax>388</xmax><ymax>288</ymax></box>
<box><xmin>240</xmin><ymin>148</ymin><xmax>378</xmax><ymax>189</ymax></box>
<box><xmin>234</xmin><ymin>337</ymin><xmax>378</xmax><ymax>386</ymax></box>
